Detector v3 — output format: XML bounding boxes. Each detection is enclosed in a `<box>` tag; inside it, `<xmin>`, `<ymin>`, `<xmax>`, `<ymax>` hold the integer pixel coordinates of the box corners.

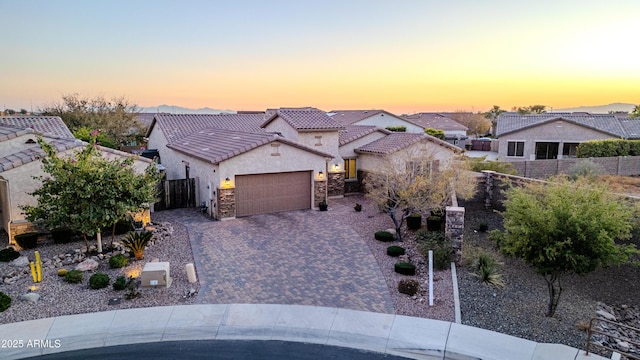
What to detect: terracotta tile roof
<box><xmin>0</xmin><ymin>124</ymin><xmax>31</xmax><ymax>141</ymax></box>
<box><xmin>355</xmin><ymin>132</ymin><xmax>461</xmax><ymax>155</ymax></box>
<box><xmin>339</xmin><ymin>125</ymin><xmax>390</xmax><ymax>146</ymax></box>
<box><xmin>149</xmin><ymin>113</ymin><xmax>266</xmax><ymax>143</ymax></box>
<box><xmin>496</xmin><ymin>113</ymin><xmax>630</xmax><ymax>138</ymax></box>
<box><xmin>401</xmin><ymin>113</ymin><xmax>468</xmax><ymax>131</ymax></box>
<box><xmin>0</xmin><ymin>116</ymin><xmax>74</xmax><ymax>138</ymax></box>
<box><xmin>0</xmin><ymin>135</ymin><xmax>82</xmax><ymax>173</ymax></box>
<box><xmin>167</xmin><ymin>128</ymin><xmax>334</xmax><ymax>164</ymax></box>
<box><xmin>262</xmin><ymin>107</ymin><xmax>344</xmax><ymax>131</ymax></box>
<box><xmin>328</xmin><ymin>110</ymin><xmax>387</xmax><ymax>125</ymax></box>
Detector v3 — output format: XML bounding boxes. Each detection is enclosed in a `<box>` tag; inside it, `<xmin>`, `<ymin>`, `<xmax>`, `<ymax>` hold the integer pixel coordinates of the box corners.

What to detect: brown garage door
<box><xmin>235</xmin><ymin>171</ymin><xmax>312</xmax><ymax>217</ymax></box>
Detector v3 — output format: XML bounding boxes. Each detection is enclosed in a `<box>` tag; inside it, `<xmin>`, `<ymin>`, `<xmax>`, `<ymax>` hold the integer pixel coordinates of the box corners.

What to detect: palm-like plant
<box><xmin>122</xmin><ymin>231</ymin><xmax>153</xmax><ymax>260</ymax></box>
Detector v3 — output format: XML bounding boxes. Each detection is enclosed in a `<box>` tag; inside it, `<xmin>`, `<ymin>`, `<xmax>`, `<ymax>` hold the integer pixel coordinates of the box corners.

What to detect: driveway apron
<box><xmin>154</xmin><ymin>207</ymin><xmax>394</xmax><ymax>314</ymax></box>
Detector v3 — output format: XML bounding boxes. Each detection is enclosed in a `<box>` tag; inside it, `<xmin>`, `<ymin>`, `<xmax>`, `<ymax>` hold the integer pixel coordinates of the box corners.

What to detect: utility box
<box><xmin>141</xmin><ymin>262</ymin><xmax>171</xmax><ymax>288</ymax></box>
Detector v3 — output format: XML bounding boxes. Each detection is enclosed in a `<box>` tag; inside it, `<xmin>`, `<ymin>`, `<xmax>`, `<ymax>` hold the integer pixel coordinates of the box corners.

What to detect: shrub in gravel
<box><xmin>394</xmin><ymin>262</ymin><xmax>416</xmax><ymax>275</ymax></box>
<box><xmin>64</xmin><ymin>270</ymin><xmax>83</xmax><ymax>284</ymax></box>
<box><xmin>57</xmin><ymin>269</ymin><xmax>68</xmax><ymax>277</ymax></box>
<box><xmin>387</xmin><ymin>245</ymin><xmax>406</xmax><ymax>257</ymax></box>
<box><xmin>472</xmin><ymin>253</ymin><xmax>504</xmax><ymax>287</ymax></box>
<box><xmin>122</xmin><ymin>231</ymin><xmax>153</xmax><ymax>260</ymax></box>
<box><xmin>51</xmin><ymin>227</ymin><xmax>75</xmax><ymax>244</ymax></box>
<box><xmin>109</xmin><ymin>254</ymin><xmax>129</xmax><ymax>269</ymax></box>
<box><xmin>113</xmin><ymin>276</ymin><xmax>127</xmax><ymax>291</ymax></box>
<box><xmin>0</xmin><ymin>292</ymin><xmax>11</xmax><ymax>312</ymax></box>
<box><xmin>14</xmin><ymin>232</ymin><xmax>39</xmax><ymax>249</ymax></box>
<box><xmin>89</xmin><ymin>273</ymin><xmax>110</xmax><ymax>290</ymax></box>
<box><xmin>398</xmin><ymin>279</ymin><xmax>420</xmax><ymax>296</ymax></box>
<box><xmin>374</xmin><ymin>231</ymin><xmax>394</xmax><ymax>242</ymax></box>
<box><xmin>0</xmin><ymin>247</ymin><xmax>20</xmax><ymax>262</ymax></box>
<box><xmin>478</xmin><ymin>223</ymin><xmax>489</xmax><ymax>233</ymax></box>
<box><xmin>417</xmin><ymin>231</ymin><xmax>452</xmax><ymax>270</ymax></box>
<box><xmin>407</xmin><ymin>213</ymin><xmax>422</xmax><ymax>230</ymax></box>
<box><xmin>426</xmin><ymin>216</ymin><xmax>444</xmax><ymax>232</ymax></box>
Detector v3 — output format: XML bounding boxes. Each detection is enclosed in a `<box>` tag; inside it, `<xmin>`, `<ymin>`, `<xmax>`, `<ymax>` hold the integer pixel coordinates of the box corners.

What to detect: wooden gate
<box><xmin>154</xmin><ymin>178</ymin><xmax>196</xmax><ymax>211</ymax></box>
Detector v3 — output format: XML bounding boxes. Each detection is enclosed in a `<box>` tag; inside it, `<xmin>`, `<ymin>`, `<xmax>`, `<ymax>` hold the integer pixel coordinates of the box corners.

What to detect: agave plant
<box><xmin>122</xmin><ymin>231</ymin><xmax>153</xmax><ymax>260</ymax></box>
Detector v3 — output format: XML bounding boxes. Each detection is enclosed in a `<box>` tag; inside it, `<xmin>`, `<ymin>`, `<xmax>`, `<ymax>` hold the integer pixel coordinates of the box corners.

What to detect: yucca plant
<box><xmin>472</xmin><ymin>253</ymin><xmax>505</xmax><ymax>287</ymax></box>
<box><xmin>122</xmin><ymin>231</ymin><xmax>153</xmax><ymax>260</ymax></box>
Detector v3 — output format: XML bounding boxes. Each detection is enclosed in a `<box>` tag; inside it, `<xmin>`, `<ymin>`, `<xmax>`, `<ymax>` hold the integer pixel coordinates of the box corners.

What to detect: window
<box><xmin>535</xmin><ymin>142</ymin><xmax>559</xmax><ymax>160</ymax></box>
<box><xmin>344</xmin><ymin>159</ymin><xmax>357</xmax><ymax>180</ymax></box>
<box><xmin>562</xmin><ymin>143</ymin><xmax>579</xmax><ymax>158</ymax></box>
<box><xmin>507</xmin><ymin>141</ymin><xmax>524</xmax><ymax>157</ymax></box>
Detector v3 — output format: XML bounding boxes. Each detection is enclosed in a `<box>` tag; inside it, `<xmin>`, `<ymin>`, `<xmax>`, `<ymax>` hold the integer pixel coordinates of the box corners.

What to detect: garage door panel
<box><xmin>236</xmin><ymin>171</ymin><xmax>311</xmax><ymax>217</ymax></box>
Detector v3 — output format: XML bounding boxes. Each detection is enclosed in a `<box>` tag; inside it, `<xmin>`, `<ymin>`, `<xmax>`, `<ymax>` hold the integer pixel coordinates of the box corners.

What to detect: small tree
<box><xmin>631</xmin><ymin>105</ymin><xmax>640</xmax><ymax>118</ymax></box>
<box><xmin>364</xmin><ymin>149</ymin><xmax>477</xmax><ymax>241</ymax></box>
<box><xmin>484</xmin><ymin>105</ymin><xmax>506</xmax><ymax>137</ymax></box>
<box><xmin>424</xmin><ymin>128</ymin><xmax>445</xmax><ymax>140</ymax></box>
<box><xmin>494</xmin><ymin>176</ymin><xmax>638</xmax><ymax>317</ymax></box>
<box><xmin>22</xmin><ymin>135</ymin><xmax>159</xmax><ymax>253</ymax></box>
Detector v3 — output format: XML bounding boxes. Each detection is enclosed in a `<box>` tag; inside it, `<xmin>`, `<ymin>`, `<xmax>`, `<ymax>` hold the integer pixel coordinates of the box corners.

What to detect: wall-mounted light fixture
<box><xmin>318</xmin><ymin>171</ymin><xmax>324</xmax><ymax>180</ymax></box>
<box><xmin>333</xmin><ymin>163</ymin><xmax>339</xmax><ymax>171</ymax></box>
<box><xmin>224</xmin><ymin>177</ymin><xmax>231</xmax><ymax>187</ymax></box>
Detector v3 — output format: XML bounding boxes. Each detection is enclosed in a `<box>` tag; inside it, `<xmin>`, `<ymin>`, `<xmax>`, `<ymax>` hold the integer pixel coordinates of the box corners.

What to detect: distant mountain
<box><xmin>554</xmin><ymin>103</ymin><xmax>636</xmax><ymax>114</ymax></box>
<box><xmin>139</xmin><ymin>105</ymin><xmax>235</xmax><ymax>114</ymax></box>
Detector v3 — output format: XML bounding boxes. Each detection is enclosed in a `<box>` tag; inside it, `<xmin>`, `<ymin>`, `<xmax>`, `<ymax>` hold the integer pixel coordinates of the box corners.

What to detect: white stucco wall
<box><xmin>339</xmin><ymin>131</ymin><xmax>387</xmax><ymax>159</ymax></box>
<box><xmin>147</xmin><ymin>124</ymin><xmax>187</xmax><ymax>179</ymax></box>
<box><xmin>497</xmin><ymin>121</ymin><xmax>616</xmax><ymax>160</ymax></box>
<box><xmin>354</xmin><ymin>113</ymin><xmax>424</xmax><ymax>133</ymax></box>
<box><xmin>263</xmin><ymin>117</ymin><xmax>299</xmax><ymax>141</ymax></box>
<box><xmin>297</xmin><ymin>130</ymin><xmax>341</xmax><ymax>163</ymax></box>
<box><xmin>358</xmin><ymin>139</ymin><xmax>457</xmax><ymax>172</ymax></box>
<box><xmin>0</xmin><ymin>146</ymin><xmax>151</xmax><ymax>224</ymax></box>
<box><xmin>167</xmin><ymin>152</ymin><xmax>219</xmax><ymax>215</ymax></box>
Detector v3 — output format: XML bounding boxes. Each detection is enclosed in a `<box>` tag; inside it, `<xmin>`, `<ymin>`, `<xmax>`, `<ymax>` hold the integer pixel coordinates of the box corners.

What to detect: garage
<box><xmin>235</xmin><ymin>171</ymin><xmax>312</xmax><ymax>217</ymax></box>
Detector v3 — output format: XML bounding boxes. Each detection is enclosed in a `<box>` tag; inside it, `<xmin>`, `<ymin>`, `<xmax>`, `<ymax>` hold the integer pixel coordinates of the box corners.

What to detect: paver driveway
<box><xmin>154</xmin><ymin>204</ymin><xmax>394</xmax><ymax>314</ymax></box>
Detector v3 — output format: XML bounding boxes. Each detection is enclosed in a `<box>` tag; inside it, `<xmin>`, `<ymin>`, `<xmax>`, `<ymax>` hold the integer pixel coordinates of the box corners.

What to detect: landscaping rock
<box><xmin>21</xmin><ymin>293</ymin><xmax>40</xmax><ymax>303</ymax></box>
<box><xmin>597</xmin><ymin>309</ymin><xmax>617</xmax><ymax>322</ymax></box>
<box><xmin>75</xmin><ymin>259</ymin><xmax>99</xmax><ymax>272</ymax></box>
<box><xmin>9</xmin><ymin>256</ymin><xmax>30</xmax><ymax>268</ymax></box>
<box><xmin>385</xmin><ymin>228</ymin><xmax>397</xmax><ymax>236</ymax></box>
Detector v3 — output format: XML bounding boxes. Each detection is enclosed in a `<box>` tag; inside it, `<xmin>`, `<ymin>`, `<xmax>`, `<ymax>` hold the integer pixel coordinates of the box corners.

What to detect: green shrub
<box><xmin>113</xmin><ymin>276</ymin><xmax>127</xmax><ymax>291</ymax></box>
<box><xmin>64</xmin><ymin>270</ymin><xmax>83</xmax><ymax>284</ymax></box>
<box><xmin>0</xmin><ymin>248</ymin><xmax>20</xmax><ymax>262</ymax></box>
<box><xmin>122</xmin><ymin>231</ymin><xmax>153</xmax><ymax>260</ymax></box>
<box><xmin>394</xmin><ymin>262</ymin><xmax>416</xmax><ymax>275</ymax></box>
<box><xmin>426</xmin><ymin>216</ymin><xmax>444</xmax><ymax>232</ymax></box>
<box><xmin>14</xmin><ymin>232</ymin><xmax>39</xmax><ymax>249</ymax></box>
<box><xmin>472</xmin><ymin>253</ymin><xmax>504</xmax><ymax>287</ymax></box>
<box><xmin>567</xmin><ymin>160</ymin><xmax>603</xmax><ymax>180</ymax></box>
<box><xmin>478</xmin><ymin>223</ymin><xmax>489</xmax><ymax>232</ymax></box>
<box><xmin>374</xmin><ymin>231</ymin><xmax>394</xmax><ymax>242</ymax></box>
<box><xmin>576</xmin><ymin>139</ymin><xmax>640</xmax><ymax>158</ymax></box>
<box><xmin>125</xmin><ymin>277</ymin><xmax>141</xmax><ymax>299</ymax></box>
<box><xmin>387</xmin><ymin>245</ymin><xmax>406</xmax><ymax>257</ymax></box>
<box><xmin>424</xmin><ymin>128</ymin><xmax>445</xmax><ymax>140</ymax></box>
<box><xmin>385</xmin><ymin>125</ymin><xmax>407</xmax><ymax>132</ymax></box>
<box><xmin>398</xmin><ymin>279</ymin><xmax>420</xmax><ymax>296</ymax></box>
<box><xmin>89</xmin><ymin>273</ymin><xmax>110</xmax><ymax>289</ymax></box>
<box><xmin>51</xmin><ymin>227</ymin><xmax>75</xmax><ymax>244</ymax></box>
<box><xmin>114</xmin><ymin>217</ymin><xmax>133</xmax><ymax>235</ymax></box>
<box><xmin>467</xmin><ymin>156</ymin><xmax>517</xmax><ymax>175</ymax></box>
<box><xmin>109</xmin><ymin>254</ymin><xmax>129</xmax><ymax>269</ymax></box>
<box><xmin>407</xmin><ymin>213</ymin><xmax>422</xmax><ymax>230</ymax></box>
<box><xmin>0</xmin><ymin>292</ymin><xmax>11</xmax><ymax>312</ymax></box>
<box><xmin>417</xmin><ymin>230</ymin><xmax>451</xmax><ymax>270</ymax></box>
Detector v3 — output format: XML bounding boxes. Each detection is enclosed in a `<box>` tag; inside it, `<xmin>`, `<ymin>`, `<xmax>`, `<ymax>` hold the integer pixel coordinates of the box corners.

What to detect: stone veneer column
<box><xmin>482</xmin><ymin>170</ymin><xmax>495</xmax><ymax>210</ymax></box>
<box><xmin>327</xmin><ymin>171</ymin><xmax>345</xmax><ymax>198</ymax></box>
<box><xmin>313</xmin><ymin>179</ymin><xmax>327</xmax><ymax>208</ymax></box>
<box><xmin>217</xmin><ymin>187</ymin><xmax>236</xmax><ymax>219</ymax></box>
<box><xmin>446</xmin><ymin>206</ymin><xmax>465</xmax><ymax>265</ymax></box>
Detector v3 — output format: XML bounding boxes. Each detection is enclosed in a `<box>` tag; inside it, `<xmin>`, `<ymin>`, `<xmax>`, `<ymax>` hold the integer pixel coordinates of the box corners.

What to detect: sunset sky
<box><xmin>1</xmin><ymin>0</ymin><xmax>638</xmax><ymax>114</ymax></box>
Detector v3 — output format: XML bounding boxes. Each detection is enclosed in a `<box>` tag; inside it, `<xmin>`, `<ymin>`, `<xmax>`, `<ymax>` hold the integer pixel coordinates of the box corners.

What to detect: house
<box><xmin>495</xmin><ymin>112</ymin><xmax>640</xmax><ymax>160</ymax></box>
<box><xmin>401</xmin><ymin>113</ymin><xmax>469</xmax><ymax>148</ymax></box>
<box><xmin>329</xmin><ymin>110</ymin><xmax>468</xmax><ymax>148</ymax></box>
<box><xmin>0</xmin><ymin>116</ymin><xmax>153</xmax><ymax>243</ymax></box>
<box><xmin>147</xmin><ymin>107</ymin><xmax>462</xmax><ymax>220</ymax></box>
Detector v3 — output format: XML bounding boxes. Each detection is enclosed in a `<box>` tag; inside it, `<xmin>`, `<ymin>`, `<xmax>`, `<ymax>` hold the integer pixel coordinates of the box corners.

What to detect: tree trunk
<box><xmin>544</xmin><ymin>273</ymin><xmax>563</xmax><ymax>317</ymax></box>
<box><xmin>96</xmin><ymin>231</ymin><xmax>103</xmax><ymax>254</ymax></box>
<box><xmin>111</xmin><ymin>223</ymin><xmax>116</xmax><ymax>248</ymax></box>
<box><xmin>389</xmin><ymin>213</ymin><xmax>402</xmax><ymax>242</ymax></box>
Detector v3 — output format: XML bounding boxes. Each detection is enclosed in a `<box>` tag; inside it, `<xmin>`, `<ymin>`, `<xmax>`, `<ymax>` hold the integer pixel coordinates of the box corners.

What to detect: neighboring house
<box><xmin>147</xmin><ymin>107</ymin><xmax>462</xmax><ymax>220</ymax></box>
<box><xmin>329</xmin><ymin>110</ymin><xmax>424</xmax><ymax>133</ymax></box>
<box><xmin>495</xmin><ymin>112</ymin><xmax>640</xmax><ymax>160</ymax></box>
<box><xmin>0</xmin><ymin>117</ymin><xmax>152</xmax><ymax>243</ymax></box>
<box><xmin>401</xmin><ymin>113</ymin><xmax>469</xmax><ymax>148</ymax></box>
<box><xmin>329</xmin><ymin>110</ymin><xmax>469</xmax><ymax>149</ymax></box>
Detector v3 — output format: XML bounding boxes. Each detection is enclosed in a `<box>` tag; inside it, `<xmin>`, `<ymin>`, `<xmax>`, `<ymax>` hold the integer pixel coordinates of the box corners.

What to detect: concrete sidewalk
<box><xmin>0</xmin><ymin>304</ymin><xmax>607</xmax><ymax>360</ymax></box>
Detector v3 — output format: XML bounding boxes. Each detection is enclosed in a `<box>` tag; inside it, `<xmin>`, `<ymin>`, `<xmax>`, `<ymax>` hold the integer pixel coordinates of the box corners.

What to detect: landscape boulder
<box><xmin>75</xmin><ymin>259</ymin><xmax>99</xmax><ymax>272</ymax></box>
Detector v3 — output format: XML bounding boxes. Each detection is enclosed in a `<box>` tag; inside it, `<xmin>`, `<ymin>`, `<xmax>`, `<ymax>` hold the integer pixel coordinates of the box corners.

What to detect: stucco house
<box><xmin>147</xmin><ymin>107</ymin><xmax>462</xmax><ymax>220</ymax></box>
<box><xmin>0</xmin><ymin>116</ymin><xmax>153</xmax><ymax>242</ymax></box>
<box><xmin>495</xmin><ymin>112</ymin><xmax>640</xmax><ymax>160</ymax></box>
<box><xmin>329</xmin><ymin>110</ymin><xmax>468</xmax><ymax>148</ymax></box>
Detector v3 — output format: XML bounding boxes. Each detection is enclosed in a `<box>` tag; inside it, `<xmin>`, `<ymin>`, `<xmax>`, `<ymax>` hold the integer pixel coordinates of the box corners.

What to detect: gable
<box><xmin>499</xmin><ymin>119</ymin><xmax>618</xmax><ymax>141</ymax></box>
